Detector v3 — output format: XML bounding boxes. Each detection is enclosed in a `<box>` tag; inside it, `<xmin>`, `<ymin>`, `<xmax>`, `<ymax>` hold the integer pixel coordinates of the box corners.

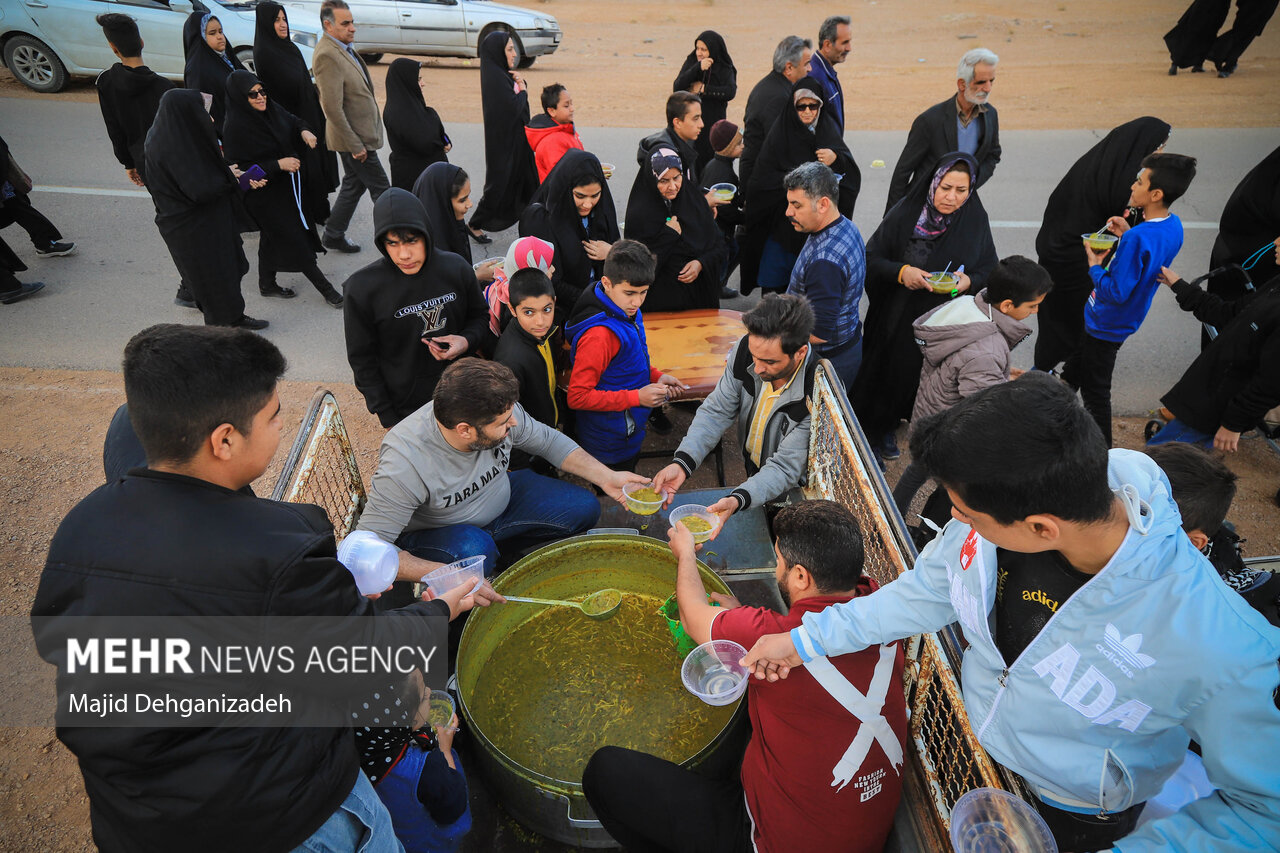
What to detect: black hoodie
<box><xmin>342</xmin><ymin>188</ymin><xmax>489</xmax><ymax>427</ymax></box>
<box><xmin>95</xmin><ymin>63</ymin><xmax>175</xmax><ymax>181</ymax></box>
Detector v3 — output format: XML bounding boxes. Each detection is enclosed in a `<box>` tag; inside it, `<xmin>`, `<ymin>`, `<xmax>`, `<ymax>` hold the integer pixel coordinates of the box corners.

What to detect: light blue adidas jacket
<box><xmin>793</xmin><ymin>450</ymin><xmax>1280</xmax><ymax>852</ymax></box>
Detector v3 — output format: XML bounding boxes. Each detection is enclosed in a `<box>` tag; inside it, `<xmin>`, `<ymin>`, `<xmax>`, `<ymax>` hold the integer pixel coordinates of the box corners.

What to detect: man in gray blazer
<box><xmin>884</xmin><ymin>48</ymin><xmax>1002</xmax><ymax>214</ymax></box>
<box><xmin>314</xmin><ymin>0</ymin><xmax>389</xmax><ymax>252</ymax></box>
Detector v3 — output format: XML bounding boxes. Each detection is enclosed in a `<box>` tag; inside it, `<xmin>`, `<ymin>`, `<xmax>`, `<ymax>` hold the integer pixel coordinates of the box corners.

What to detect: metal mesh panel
<box><xmin>271</xmin><ymin>390</ymin><xmax>367</xmax><ymax>538</ymax></box>
<box><xmin>805</xmin><ymin>362</ymin><xmax>1014</xmax><ymax>842</ymax></box>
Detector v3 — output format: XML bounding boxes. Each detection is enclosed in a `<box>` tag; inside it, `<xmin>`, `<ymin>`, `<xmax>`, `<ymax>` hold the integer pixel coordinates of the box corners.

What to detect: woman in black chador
<box><xmin>850</xmin><ymin>151</ymin><xmax>997</xmax><ymax>461</ymax></box>
<box><xmin>182</xmin><ymin>10</ymin><xmax>244</xmax><ymax>136</ymax></box>
<box><xmin>468</xmin><ymin>31</ymin><xmax>538</xmax><ymax>238</ymax></box>
<box><xmin>1164</xmin><ymin>0</ymin><xmax>1278</xmax><ymax>76</ymax></box>
<box><xmin>222</xmin><ymin>70</ymin><xmax>343</xmax><ymax>307</ymax></box>
<box><xmin>624</xmin><ymin>147</ymin><xmax>727</xmax><ymax>313</ymax></box>
<box><xmin>144</xmin><ymin>89</ymin><xmax>262</xmax><ymax>329</ymax></box>
<box><xmin>741</xmin><ymin>76</ymin><xmax>859</xmax><ymax>294</ymax></box>
<box><xmin>519</xmin><ymin>149</ymin><xmax>620</xmax><ymax>319</ymax></box>
<box><xmin>1033</xmin><ymin>117</ymin><xmax>1170</xmax><ymax>372</ymax></box>
<box><xmin>1208</xmin><ymin>144</ymin><xmax>1280</xmax><ymax>303</ymax></box>
<box><xmin>384</xmin><ymin>58</ymin><xmax>452</xmax><ymax>191</ymax></box>
<box><xmin>671</xmin><ymin>30</ymin><xmax>737</xmax><ymax>173</ymax></box>
<box><xmin>253</xmin><ymin>1</ymin><xmax>337</xmax><ymax>224</ymax></box>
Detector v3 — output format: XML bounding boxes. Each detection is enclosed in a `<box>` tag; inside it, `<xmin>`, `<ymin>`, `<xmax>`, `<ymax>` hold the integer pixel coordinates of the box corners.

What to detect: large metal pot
<box><xmin>455</xmin><ymin>533</ymin><xmax>746</xmax><ymax>847</ymax></box>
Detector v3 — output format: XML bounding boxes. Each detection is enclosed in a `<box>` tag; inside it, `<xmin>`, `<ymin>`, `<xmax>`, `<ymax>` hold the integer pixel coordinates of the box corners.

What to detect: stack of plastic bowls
<box><xmin>336</xmin><ymin>530</ymin><xmax>399</xmax><ymax>596</ymax></box>
<box><xmin>949</xmin><ymin>788</ymin><xmax>1058</xmax><ymax>853</ymax></box>
<box><xmin>421</xmin><ymin>555</ymin><xmax>486</xmax><ymax>597</ymax></box>
<box><xmin>681</xmin><ymin>639</ymin><xmax>749</xmax><ymax>706</ymax></box>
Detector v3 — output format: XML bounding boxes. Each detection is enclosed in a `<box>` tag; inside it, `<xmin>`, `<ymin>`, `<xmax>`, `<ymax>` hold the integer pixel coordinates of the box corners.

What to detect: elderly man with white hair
<box><xmin>884</xmin><ymin>48</ymin><xmax>1002</xmax><ymax>214</ymax></box>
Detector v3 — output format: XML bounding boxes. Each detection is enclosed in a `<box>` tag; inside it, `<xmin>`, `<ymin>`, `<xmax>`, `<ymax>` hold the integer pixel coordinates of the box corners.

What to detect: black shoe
<box><xmin>467</xmin><ymin>225</ymin><xmax>492</xmax><ymax>245</ymax></box>
<box><xmin>259</xmin><ymin>283</ymin><xmax>297</xmax><ymax>299</ymax></box>
<box><xmin>1167</xmin><ymin>63</ymin><xmax>1177</xmax><ymax>76</ymax></box>
<box><xmin>36</xmin><ymin>241</ymin><xmax>75</xmax><ymax>258</ymax></box>
<box><xmin>232</xmin><ymin>315</ymin><xmax>269</xmax><ymax>330</ymax></box>
<box><xmin>878</xmin><ymin>432</ymin><xmax>901</xmax><ymax>461</ymax></box>
<box><xmin>174</xmin><ymin>285</ymin><xmax>197</xmax><ymax>308</ymax></box>
<box><xmin>319</xmin><ymin>286</ymin><xmax>344</xmax><ymax>308</ymax></box>
<box><xmin>719</xmin><ymin>286</ymin><xmax>738</xmax><ymax>299</ymax></box>
<box><xmin>321</xmin><ymin>234</ymin><xmax>361</xmax><ymax>253</ymax></box>
<box><xmin>1191</xmin><ymin>63</ymin><xmax>1206</xmax><ymax>72</ymax></box>
<box><xmin>1217</xmin><ymin>61</ymin><xmax>1236</xmax><ymax>77</ymax></box>
<box><xmin>0</xmin><ymin>281</ymin><xmax>44</xmax><ymax>304</ymax></box>
<box><xmin>649</xmin><ymin>407</ymin><xmax>673</xmax><ymax>435</ymax></box>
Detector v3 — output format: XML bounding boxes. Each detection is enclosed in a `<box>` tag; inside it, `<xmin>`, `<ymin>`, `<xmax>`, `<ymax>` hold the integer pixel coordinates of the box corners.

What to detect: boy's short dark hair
<box><xmin>666</xmin><ymin>91</ymin><xmax>701</xmax><ymax>125</ymax></box>
<box><xmin>508</xmin><ymin>267</ymin><xmax>555</xmax><ymax>306</ymax></box>
<box><xmin>742</xmin><ymin>293</ymin><xmax>815</xmax><ymax>356</ymax></box>
<box><xmin>433</xmin><ymin>360</ymin><xmax>520</xmax><ymax>429</ymax></box>
<box><xmin>603</xmin><ymin>239</ymin><xmax>656</xmax><ymax>288</ymax></box>
<box><xmin>1145</xmin><ymin>443</ymin><xmax>1237</xmax><ymax>535</ymax></box>
<box><xmin>97</xmin><ymin>13</ymin><xmax>143</xmax><ymax>58</ymax></box>
<box><xmin>123</xmin><ymin>324</ymin><xmax>287</xmax><ymax>466</ymax></box>
<box><xmin>773</xmin><ymin>500</ymin><xmax>865</xmax><ymax>592</ymax></box>
<box><xmin>985</xmin><ymin>255</ymin><xmax>1054</xmax><ymax>306</ymax></box>
<box><xmin>541</xmin><ymin>83</ymin><xmax>567</xmax><ymax>114</ymax></box>
<box><xmin>910</xmin><ymin>372</ymin><xmax>1114</xmax><ymax>525</ymax></box>
<box><xmin>1141</xmin><ymin>152</ymin><xmax>1197</xmax><ymax>206</ymax></box>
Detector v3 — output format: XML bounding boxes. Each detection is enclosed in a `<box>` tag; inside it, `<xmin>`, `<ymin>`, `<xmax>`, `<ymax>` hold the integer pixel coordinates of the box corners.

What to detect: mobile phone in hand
<box><xmin>238</xmin><ymin>164</ymin><xmax>267</xmax><ymax>190</ymax></box>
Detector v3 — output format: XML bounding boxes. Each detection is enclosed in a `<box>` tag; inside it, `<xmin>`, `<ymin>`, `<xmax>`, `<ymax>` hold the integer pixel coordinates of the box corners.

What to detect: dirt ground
<box><xmin>2</xmin><ymin>0</ymin><xmax>1277</xmax><ymax>130</ymax></box>
<box><xmin>1</xmin><ymin>0</ymin><xmax>1279</xmax><ymax>848</ymax></box>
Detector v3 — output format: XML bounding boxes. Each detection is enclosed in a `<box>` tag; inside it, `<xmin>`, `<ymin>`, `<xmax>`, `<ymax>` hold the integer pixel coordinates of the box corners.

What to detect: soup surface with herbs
<box><xmin>467</xmin><ymin>593</ymin><xmax>736</xmax><ymax>782</ymax></box>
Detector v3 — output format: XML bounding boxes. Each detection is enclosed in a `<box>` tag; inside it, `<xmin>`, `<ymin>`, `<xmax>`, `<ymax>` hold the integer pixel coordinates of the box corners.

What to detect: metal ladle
<box><xmin>503</xmin><ymin>588</ymin><xmax>623</xmax><ymax>620</ymax></box>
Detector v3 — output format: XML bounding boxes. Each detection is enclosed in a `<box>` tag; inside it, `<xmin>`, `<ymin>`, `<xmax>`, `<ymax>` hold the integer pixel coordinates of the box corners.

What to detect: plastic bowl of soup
<box><xmin>623</xmin><ymin>482</ymin><xmax>666</xmax><ymax>516</ymax></box>
<box><xmin>1081</xmin><ymin>232</ymin><xmax>1119</xmax><ymax>252</ymax></box>
<box><xmin>926</xmin><ymin>272</ymin><xmax>959</xmax><ymax>294</ymax></box>
<box><xmin>473</xmin><ymin>256</ymin><xmax>503</xmax><ymax>271</ymax></box>
<box><xmin>669</xmin><ymin>504</ymin><xmax>720</xmax><ymax>544</ymax></box>
<box><xmin>709</xmin><ymin>182</ymin><xmax>736</xmax><ymax>202</ymax></box>
<box><xmin>599</xmin><ymin>162</ymin><xmax>616</xmax><ymax>180</ymax></box>
<box><xmin>682</xmin><ymin>640</ymin><xmax>749</xmax><ymax>706</ymax></box>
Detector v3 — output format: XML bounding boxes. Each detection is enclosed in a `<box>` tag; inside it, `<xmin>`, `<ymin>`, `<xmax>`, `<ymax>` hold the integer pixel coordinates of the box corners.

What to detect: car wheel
<box><xmin>235</xmin><ymin>47</ymin><xmax>256</xmax><ymax>73</ymax></box>
<box><xmin>3</xmin><ymin>35</ymin><xmax>69</xmax><ymax>93</ymax></box>
<box><xmin>517</xmin><ymin>53</ymin><xmax>536</xmax><ymax>68</ymax></box>
<box><xmin>359</xmin><ymin>53</ymin><xmax>383</xmax><ymax>64</ymax></box>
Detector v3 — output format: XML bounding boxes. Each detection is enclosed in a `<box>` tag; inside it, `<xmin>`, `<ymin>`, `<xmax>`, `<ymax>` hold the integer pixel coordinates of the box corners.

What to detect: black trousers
<box><xmin>0</xmin><ymin>194</ymin><xmax>62</xmax><ymax>248</ymax></box>
<box><xmin>582</xmin><ymin>746</ymin><xmax>754</xmax><ymax>853</ymax></box>
<box><xmin>1036</xmin><ymin>800</ymin><xmax>1145</xmax><ymax>853</ymax></box>
<box><xmin>1061</xmin><ymin>333</ymin><xmax>1124</xmax><ymax>447</ymax></box>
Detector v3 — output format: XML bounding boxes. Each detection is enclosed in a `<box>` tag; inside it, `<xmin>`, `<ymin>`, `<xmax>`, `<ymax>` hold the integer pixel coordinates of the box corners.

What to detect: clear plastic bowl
<box><xmin>421</xmin><ymin>555</ymin><xmax>486</xmax><ymax>597</ymax></box>
<box><xmin>599</xmin><ymin>162</ymin><xmax>616</xmax><ymax>179</ymax></box>
<box><xmin>669</xmin><ymin>504</ymin><xmax>720</xmax><ymax>543</ymax></box>
<box><xmin>472</xmin><ymin>256</ymin><xmax>503</xmax><ymax>270</ymax></box>
<box><xmin>336</xmin><ymin>530</ymin><xmax>399</xmax><ymax>596</ymax></box>
<box><xmin>426</xmin><ymin>689</ymin><xmax>455</xmax><ymax>730</ymax></box>
<box><xmin>681</xmin><ymin>639</ymin><xmax>749</xmax><ymax>706</ymax></box>
<box><xmin>709</xmin><ymin>182</ymin><xmax>736</xmax><ymax>201</ymax></box>
<box><xmin>949</xmin><ymin>787</ymin><xmax>1058</xmax><ymax>853</ymax></box>
<box><xmin>926</xmin><ymin>272</ymin><xmax>959</xmax><ymax>294</ymax></box>
<box><xmin>622</xmin><ymin>482</ymin><xmax>666</xmax><ymax>516</ymax></box>
<box><xmin>1081</xmin><ymin>232</ymin><xmax>1119</xmax><ymax>251</ymax></box>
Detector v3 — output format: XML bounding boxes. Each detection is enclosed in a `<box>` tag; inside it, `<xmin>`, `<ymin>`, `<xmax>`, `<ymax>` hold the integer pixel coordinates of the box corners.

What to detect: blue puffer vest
<box><xmin>566</xmin><ymin>283</ymin><xmax>653</xmax><ymax>463</ymax></box>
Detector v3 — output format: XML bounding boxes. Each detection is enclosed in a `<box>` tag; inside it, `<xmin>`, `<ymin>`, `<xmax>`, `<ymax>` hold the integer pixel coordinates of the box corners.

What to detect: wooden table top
<box><xmin>644</xmin><ymin>309</ymin><xmax>746</xmax><ymax>399</ymax></box>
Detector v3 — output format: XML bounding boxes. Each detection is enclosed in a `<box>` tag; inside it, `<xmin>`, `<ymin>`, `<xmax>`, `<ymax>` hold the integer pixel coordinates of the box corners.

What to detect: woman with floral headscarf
<box><xmin>850</xmin><ymin>151</ymin><xmax>997</xmax><ymax>462</ymax></box>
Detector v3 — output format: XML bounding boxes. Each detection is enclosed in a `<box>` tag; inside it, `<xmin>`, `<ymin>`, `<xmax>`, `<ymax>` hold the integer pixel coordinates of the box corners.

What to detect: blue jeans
<box><xmin>289</xmin><ymin>772</ymin><xmax>403</xmax><ymax>853</ymax></box>
<box><xmin>1147</xmin><ymin>418</ymin><xmax>1215</xmax><ymax>448</ymax></box>
<box><xmin>395</xmin><ymin>469</ymin><xmax>600</xmax><ymax>573</ymax></box>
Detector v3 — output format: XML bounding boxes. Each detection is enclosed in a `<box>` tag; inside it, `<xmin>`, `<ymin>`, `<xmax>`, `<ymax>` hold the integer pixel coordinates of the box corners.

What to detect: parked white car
<box><xmin>282</xmin><ymin>0</ymin><xmax>560</xmax><ymax>67</ymax></box>
<box><xmin>0</xmin><ymin>0</ymin><xmax>317</xmax><ymax>92</ymax></box>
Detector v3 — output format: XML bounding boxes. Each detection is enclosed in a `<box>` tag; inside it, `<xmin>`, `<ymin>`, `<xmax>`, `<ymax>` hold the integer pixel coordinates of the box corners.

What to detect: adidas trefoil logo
<box><xmin>1096</xmin><ymin>624</ymin><xmax>1156</xmax><ymax>679</ymax></box>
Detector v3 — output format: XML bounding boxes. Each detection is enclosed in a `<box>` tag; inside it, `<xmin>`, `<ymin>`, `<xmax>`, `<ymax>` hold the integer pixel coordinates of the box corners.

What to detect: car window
<box><xmin>115</xmin><ymin>0</ymin><xmax>175</xmax><ymax>9</ymax></box>
<box><xmin>398</xmin><ymin>0</ymin><xmax>457</xmax><ymax>5</ymax></box>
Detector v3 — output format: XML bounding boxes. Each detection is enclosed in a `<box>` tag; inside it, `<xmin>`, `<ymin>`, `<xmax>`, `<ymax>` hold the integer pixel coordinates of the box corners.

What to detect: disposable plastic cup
<box><xmin>669</xmin><ymin>504</ymin><xmax>720</xmax><ymax>543</ymax></box>
<box><xmin>426</xmin><ymin>689</ymin><xmax>455</xmax><ymax>730</ymax></box>
<box><xmin>600</xmin><ymin>162</ymin><xmax>616</xmax><ymax>179</ymax></box>
<box><xmin>622</xmin><ymin>482</ymin><xmax>666</xmax><ymax>516</ymax></box>
<box><xmin>709</xmin><ymin>182</ymin><xmax>736</xmax><ymax>202</ymax></box>
<box><xmin>1081</xmin><ymin>232</ymin><xmax>1119</xmax><ymax>251</ymax></box>
<box><xmin>926</xmin><ymin>271</ymin><xmax>959</xmax><ymax>294</ymax></box>
<box><xmin>949</xmin><ymin>787</ymin><xmax>1058</xmax><ymax>853</ymax></box>
<box><xmin>473</xmin><ymin>256</ymin><xmax>503</xmax><ymax>270</ymax></box>
<box><xmin>421</xmin><ymin>555</ymin><xmax>486</xmax><ymax>597</ymax></box>
<box><xmin>336</xmin><ymin>530</ymin><xmax>399</xmax><ymax>596</ymax></box>
<box><xmin>681</xmin><ymin>640</ymin><xmax>749</xmax><ymax>706</ymax></box>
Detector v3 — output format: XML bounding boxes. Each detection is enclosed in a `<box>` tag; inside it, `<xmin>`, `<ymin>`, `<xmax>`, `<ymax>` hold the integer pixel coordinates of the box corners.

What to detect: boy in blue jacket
<box><xmin>566</xmin><ymin>240</ymin><xmax>687</xmax><ymax>471</ymax></box>
<box><xmin>1061</xmin><ymin>152</ymin><xmax>1197</xmax><ymax>446</ymax></box>
<box><xmin>742</xmin><ymin>373</ymin><xmax>1280</xmax><ymax>853</ymax></box>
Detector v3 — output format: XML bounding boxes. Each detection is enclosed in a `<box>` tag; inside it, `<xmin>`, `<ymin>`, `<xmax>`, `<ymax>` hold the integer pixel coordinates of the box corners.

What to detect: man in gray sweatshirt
<box><xmin>358</xmin><ymin>359</ymin><xmax>646</xmax><ymax>588</ymax></box>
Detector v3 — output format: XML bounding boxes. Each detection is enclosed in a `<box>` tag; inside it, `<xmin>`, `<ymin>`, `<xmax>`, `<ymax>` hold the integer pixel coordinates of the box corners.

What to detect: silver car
<box><xmin>282</xmin><ymin>0</ymin><xmax>560</xmax><ymax>67</ymax></box>
<box><xmin>0</xmin><ymin>0</ymin><xmax>317</xmax><ymax>93</ymax></box>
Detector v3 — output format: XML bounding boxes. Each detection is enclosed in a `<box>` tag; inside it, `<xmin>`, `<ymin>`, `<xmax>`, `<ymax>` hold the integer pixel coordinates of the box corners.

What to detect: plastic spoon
<box><xmin>503</xmin><ymin>589</ymin><xmax>624</xmax><ymax>620</ymax></box>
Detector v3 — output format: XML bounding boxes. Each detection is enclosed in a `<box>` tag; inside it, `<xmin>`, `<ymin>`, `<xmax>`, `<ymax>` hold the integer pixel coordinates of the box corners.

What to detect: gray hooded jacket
<box><xmin>911</xmin><ymin>289</ymin><xmax>1031</xmax><ymax>422</ymax></box>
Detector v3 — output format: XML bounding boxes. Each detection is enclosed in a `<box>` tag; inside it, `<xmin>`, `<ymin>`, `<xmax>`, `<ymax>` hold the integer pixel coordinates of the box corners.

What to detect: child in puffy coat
<box><xmin>893</xmin><ymin>255</ymin><xmax>1053</xmax><ymax>515</ymax></box>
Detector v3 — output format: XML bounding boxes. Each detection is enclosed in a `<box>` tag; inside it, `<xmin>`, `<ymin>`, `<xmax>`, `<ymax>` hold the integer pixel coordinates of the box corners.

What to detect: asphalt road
<box><xmin>0</xmin><ymin>96</ymin><xmax>1275</xmax><ymax>416</ymax></box>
